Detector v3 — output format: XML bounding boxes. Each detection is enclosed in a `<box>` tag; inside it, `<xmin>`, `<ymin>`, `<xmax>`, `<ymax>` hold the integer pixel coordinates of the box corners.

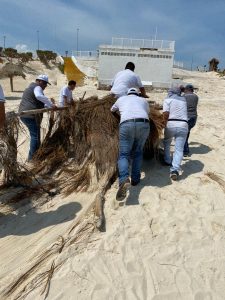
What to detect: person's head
<box><xmin>36</xmin><ymin>75</ymin><xmax>51</xmax><ymax>90</ymax></box>
<box><xmin>185</xmin><ymin>84</ymin><xmax>194</xmax><ymax>93</ymax></box>
<box><xmin>127</xmin><ymin>87</ymin><xmax>139</xmax><ymax>96</ymax></box>
<box><xmin>125</xmin><ymin>62</ymin><xmax>135</xmax><ymax>71</ymax></box>
<box><xmin>167</xmin><ymin>86</ymin><xmax>182</xmax><ymax>97</ymax></box>
<box><xmin>68</xmin><ymin>80</ymin><xmax>76</xmax><ymax>90</ymax></box>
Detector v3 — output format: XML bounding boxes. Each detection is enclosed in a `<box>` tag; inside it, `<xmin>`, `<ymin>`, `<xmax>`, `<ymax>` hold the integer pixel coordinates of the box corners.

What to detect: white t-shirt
<box><xmin>110</xmin><ymin>69</ymin><xmax>143</xmax><ymax>97</ymax></box>
<box><xmin>0</xmin><ymin>84</ymin><xmax>5</xmax><ymax>102</ymax></box>
<box><xmin>111</xmin><ymin>95</ymin><xmax>149</xmax><ymax>124</ymax></box>
<box><xmin>163</xmin><ymin>95</ymin><xmax>188</xmax><ymax>129</ymax></box>
<box><xmin>59</xmin><ymin>86</ymin><xmax>73</xmax><ymax>107</ymax></box>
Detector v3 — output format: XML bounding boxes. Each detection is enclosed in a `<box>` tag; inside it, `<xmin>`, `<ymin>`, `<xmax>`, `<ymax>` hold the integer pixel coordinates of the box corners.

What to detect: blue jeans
<box><xmin>118</xmin><ymin>121</ymin><xmax>150</xmax><ymax>184</ymax></box>
<box><xmin>164</xmin><ymin>127</ymin><xmax>188</xmax><ymax>172</ymax></box>
<box><xmin>21</xmin><ymin>117</ymin><xmax>41</xmax><ymax>161</ymax></box>
<box><xmin>183</xmin><ymin>117</ymin><xmax>197</xmax><ymax>154</ymax></box>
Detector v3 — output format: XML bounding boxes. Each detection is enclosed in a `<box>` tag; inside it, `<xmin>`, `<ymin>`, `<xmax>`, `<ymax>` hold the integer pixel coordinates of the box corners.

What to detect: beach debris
<box><xmin>205</xmin><ymin>171</ymin><xmax>225</xmax><ymax>193</ymax></box>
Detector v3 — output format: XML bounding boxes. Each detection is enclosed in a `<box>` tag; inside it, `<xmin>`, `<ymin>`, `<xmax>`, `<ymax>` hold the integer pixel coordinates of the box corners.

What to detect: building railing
<box><xmin>72</xmin><ymin>50</ymin><xmax>98</xmax><ymax>59</ymax></box>
<box><xmin>101</xmin><ymin>37</ymin><xmax>175</xmax><ymax>51</ymax></box>
<box><xmin>173</xmin><ymin>61</ymin><xmax>184</xmax><ymax>68</ymax></box>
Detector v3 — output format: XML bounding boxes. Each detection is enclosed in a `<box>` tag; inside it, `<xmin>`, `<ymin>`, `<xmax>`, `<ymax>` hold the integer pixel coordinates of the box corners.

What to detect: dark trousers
<box><xmin>21</xmin><ymin>117</ymin><xmax>41</xmax><ymax>160</ymax></box>
<box><xmin>183</xmin><ymin>117</ymin><xmax>197</xmax><ymax>154</ymax></box>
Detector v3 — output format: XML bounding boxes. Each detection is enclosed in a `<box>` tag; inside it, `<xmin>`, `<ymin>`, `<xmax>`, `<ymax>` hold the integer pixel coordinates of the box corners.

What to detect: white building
<box><xmin>98</xmin><ymin>37</ymin><xmax>175</xmax><ymax>89</ymax></box>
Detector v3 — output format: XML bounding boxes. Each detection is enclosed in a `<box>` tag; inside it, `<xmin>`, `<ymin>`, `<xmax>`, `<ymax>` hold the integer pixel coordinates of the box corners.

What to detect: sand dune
<box><xmin>0</xmin><ymin>67</ymin><xmax>225</xmax><ymax>299</ymax></box>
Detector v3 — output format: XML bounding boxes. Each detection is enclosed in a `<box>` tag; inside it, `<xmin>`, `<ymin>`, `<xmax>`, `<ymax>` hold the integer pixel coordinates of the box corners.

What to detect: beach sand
<box><xmin>0</xmin><ymin>65</ymin><xmax>225</xmax><ymax>299</ymax></box>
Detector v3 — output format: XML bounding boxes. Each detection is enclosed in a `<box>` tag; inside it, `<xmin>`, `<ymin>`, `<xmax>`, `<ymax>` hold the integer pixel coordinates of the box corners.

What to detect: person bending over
<box><xmin>59</xmin><ymin>80</ymin><xmax>76</xmax><ymax>107</ymax></box>
<box><xmin>163</xmin><ymin>87</ymin><xmax>188</xmax><ymax>181</ymax></box>
<box><xmin>111</xmin><ymin>87</ymin><xmax>150</xmax><ymax>201</ymax></box>
<box><xmin>110</xmin><ymin>62</ymin><xmax>148</xmax><ymax>98</ymax></box>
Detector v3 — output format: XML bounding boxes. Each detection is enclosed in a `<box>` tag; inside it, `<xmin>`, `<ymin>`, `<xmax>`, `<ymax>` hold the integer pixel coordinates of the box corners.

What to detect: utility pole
<box><xmin>37</xmin><ymin>30</ymin><xmax>39</xmax><ymax>50</ymax></box>
<box><xmin>76</xmin><ymin>28</ymin><xmax>79</xmax><ymax>56</ymax></box>
<box><xmin>3</xmin><ymin>35</ymin><xmax>6</xmax><ymax>49</ymax></box>
<box><xmin>154</xmin><ymin>26</ymin><xmax>158</xmax><ymax>40</ymax></box>
<box><xmin>191</xmin><ymin>55</ymin><xmax>193</xmax><ymax>71</ymax></box>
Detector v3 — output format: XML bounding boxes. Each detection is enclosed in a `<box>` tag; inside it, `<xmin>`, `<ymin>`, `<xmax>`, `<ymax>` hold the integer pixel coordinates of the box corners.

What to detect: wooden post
<box><xmin>18</xmin><ymin>106</ymin><xmax>69</xmax><ymax>117</ymax></box>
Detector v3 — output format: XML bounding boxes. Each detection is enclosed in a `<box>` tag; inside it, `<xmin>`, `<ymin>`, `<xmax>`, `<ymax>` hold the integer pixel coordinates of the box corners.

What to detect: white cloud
<box><xmin>15</xmin><ymin>44</ymin><xmax>33</xmax><ymax>53</ymax></box>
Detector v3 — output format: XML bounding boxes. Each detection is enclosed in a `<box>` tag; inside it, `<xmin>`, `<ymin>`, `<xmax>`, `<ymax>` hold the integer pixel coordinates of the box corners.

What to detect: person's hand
<box><xmin>50</xmin><ymin>98</ymin><xmax>55</xmax><ymax>104</ymax></box>
<box><xmin>52</xmin><ymin>104</ymin><xmax>57</xmax><ymax>110</ymax></box>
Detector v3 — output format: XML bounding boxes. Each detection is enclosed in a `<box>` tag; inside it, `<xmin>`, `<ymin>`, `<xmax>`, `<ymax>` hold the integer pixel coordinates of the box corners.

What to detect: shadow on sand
<box><xmin>5</xmin><ymin>96</ymin><xmax>21</xmax><ymax>101</ymax></box>
<box><xmin>126</xmin><ymin>155</ymin><xmax>205</xmax><ymax>206</ymax></box>
<box><xmin>189</xmin><ymin>142</ymin><xmax>212</xmax><ymax>155</ymax></box>
<box><xmin>126</xmin><ymin>158</ymin><xmax>172</xmax><ymax>206</ymax></box>
<box><xmin>0</xmin><ymin>201</ymin><xmax>82</xmax><ymax>238</ymax></box>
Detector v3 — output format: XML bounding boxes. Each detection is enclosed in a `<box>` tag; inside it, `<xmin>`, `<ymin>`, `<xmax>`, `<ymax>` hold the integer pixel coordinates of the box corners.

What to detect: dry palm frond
<box><xmin>32</xmin><ymin>94</ymin><xmax>163</xmax><ymax>194</ymax></box>
<box><xmin>4</xmin><ymin>215</ymin><xmax>95</xmax><ymax>299</ymax></box>
<box><xmin>1</xmin><ymin>94</ymin><xmax>163</xmax><ymax>198</ymax></box>
<box><xmin>0</xmin><ymin>112</ymin><xmax>31</xmax><ymax>188</ymax></box>
<box><xmin>205</xmin><ymin>171</ymin><xmax>225</xmax><ymax>193</ymax></box>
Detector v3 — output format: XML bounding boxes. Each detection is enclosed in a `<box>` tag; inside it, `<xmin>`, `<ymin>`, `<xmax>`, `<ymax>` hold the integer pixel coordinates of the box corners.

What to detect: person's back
<box><xmin>111</xmin><ymin>69</ymin><xmax>143</xmax><ymax>98</ymax></box>
<box><xmin>59</xmin><ymin>85</ymin><xmax>72</xmax><ymax>106</ymax></box>
<box><xmin>163</xmin><ymin>93</ymin><xmax>188</xmax><ymax>129</ymax></box>
<box><xmin>112</xmin><ymin>94</ymin><xmax>149</xmax><ymax>123</ymax></box>
<box><xmin>163</xmin><ymin>87</ymin><xmax>188</xmax><ymax>180</ymax></box>
<box><xmin>111</xmin><ymin>88</ymin><xmax>150</xmax><ymax>200</ymax></box>
<box><xmin>19</xmin><ymin>82</ymin><xmax>43</xmax><ymax>115</ymax></box>
<box><xmin>185</xmin><ymin>92</ymin><xmax>198</xmax><ymax>119</ymax></box>
<box><xmin>59</xmin><ymin>80</ymin><xmax>76</xmax><ymax>107</ymax></box>
<box><xmin>183</xmin><ymin>85</ymin><xmax>199</xmax><ymax>156</ymax></box>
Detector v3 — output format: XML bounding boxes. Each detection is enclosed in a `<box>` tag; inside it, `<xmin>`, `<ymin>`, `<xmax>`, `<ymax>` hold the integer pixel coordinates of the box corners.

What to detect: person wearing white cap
<box><xmin>111</xmin><ymin>88</ymin><xmax>150</xmax><ymax>201</ymax></box>
<box><xmin>18</xmin><ymin>75</ymin><xmax>56</xmax><ymax>160</ymax></box>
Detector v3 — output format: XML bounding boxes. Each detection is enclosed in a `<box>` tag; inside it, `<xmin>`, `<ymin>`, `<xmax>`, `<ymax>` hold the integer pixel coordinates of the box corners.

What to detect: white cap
<box><xmin>36</xmin><ymin>74</ymin><xmax>51</xmax><ymax>85</ymax></box>
<box><xmin>127</xmin><ymin>88</ymin><xmax>139</xmax><ymax>96</ymax></box>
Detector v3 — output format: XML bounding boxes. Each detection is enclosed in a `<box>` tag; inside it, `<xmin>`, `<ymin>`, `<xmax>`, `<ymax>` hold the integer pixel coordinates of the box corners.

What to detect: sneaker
<box><xmin>131</xmin><ymin>179</ymin><xmax>140</xmax><ymax>186</ymax></box>
<box><xmin>170</xmin><ymin>170</ymin><xmax>179</xmax><ymax>181</ymax></box>
<box><xmin>116</xmin><ymin>178</ymin><xmax>130</xmax><ymax>201</ymax></box>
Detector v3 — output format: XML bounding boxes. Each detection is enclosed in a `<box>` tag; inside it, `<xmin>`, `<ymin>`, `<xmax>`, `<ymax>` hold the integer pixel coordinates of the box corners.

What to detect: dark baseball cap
<box><xmin>185</xmin><ymin>84</ymin><xmax>194</xmax><ymax>90</ymax></box>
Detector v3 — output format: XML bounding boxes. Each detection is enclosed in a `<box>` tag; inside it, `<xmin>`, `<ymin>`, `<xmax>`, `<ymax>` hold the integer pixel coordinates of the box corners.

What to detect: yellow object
<box><xmin>63</xmin><ymin>57</ymin><xmax>85</xmax><ymax>86</ymax></box>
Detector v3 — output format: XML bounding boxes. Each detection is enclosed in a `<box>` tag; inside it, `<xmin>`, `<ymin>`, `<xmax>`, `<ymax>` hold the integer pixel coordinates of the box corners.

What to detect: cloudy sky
<box><xmin>0</xmin><ymin>0</ymin><xmax>225</xmax><ymax>69</ymax></box>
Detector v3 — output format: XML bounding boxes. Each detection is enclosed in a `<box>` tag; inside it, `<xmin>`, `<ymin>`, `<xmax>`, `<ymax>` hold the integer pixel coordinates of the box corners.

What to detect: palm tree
<box><xmin>209</xmin><ymin>58</ymin><xmax>219</xmax><ymax>72</ymax></box>
<box><xmin>0</xmin><ymin>62</ymin><xmax>26</xmax><ymax>92</ymax></box>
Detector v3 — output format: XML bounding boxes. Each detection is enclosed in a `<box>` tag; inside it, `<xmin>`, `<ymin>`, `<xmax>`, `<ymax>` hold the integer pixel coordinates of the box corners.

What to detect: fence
<box><xmin>71</xmin><ymin>51</ymin><xmax>98</xmax><ymax>59</ymax></box>
<box><xmin>106</xmin><ymin>37</ymin><xmax>175</xmax><ymax>51</ymax></box>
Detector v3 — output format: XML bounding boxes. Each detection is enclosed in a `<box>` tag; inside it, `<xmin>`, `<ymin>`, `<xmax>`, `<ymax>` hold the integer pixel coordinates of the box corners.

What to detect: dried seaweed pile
<box><xmin>0</xmin><ymin>112</ymin><xmax>31</xmax><ymax>187</ymax></box>
<box><xmin>0</xmin><ymin>94</ymin><xmax>164</xmax><ymax>195</ymax></box>
<box><xmin>32</xmin><ymin>94</ymin><xmax>164</xmax><ymax>195</ymax></box>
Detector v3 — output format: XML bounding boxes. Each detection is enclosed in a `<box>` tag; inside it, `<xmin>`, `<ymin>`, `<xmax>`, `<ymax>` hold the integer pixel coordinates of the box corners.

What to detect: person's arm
<box><xmin>163</xmin><ymin>111</ymin><xmax>169</xmax><ymax>127</ymax></box>
<box><xmin>140</xmin><ymin>87</ymin><xmax>148</xmax><ymax>98</ymax></box>
<box><xmin>136</xmin><ymin>75</ymin><xmax>148</xmax><ymax>98</ymax></box>
<box><xmin>145</xmin><ymin>101</ymin><xmax>150</xmax><ymax>115</ymax></box>
<box><xmin>111</xmin><ymin>101</ymin><xmax>120</xmax><ymax>120</ymax></box>
<box><xmin>0</xmin><ymin>102</ymin><xmax>6</xmax><ymax>130</ymax></box>
<box><xmin>63</xmin><ymin>95</ymin><xmax>68</xmax><ymax>105</ymax></box>
<box><xmin>163</xmin><ymin>98</ymin><xmax>170</xmax><ymax>127</ymax></box>
<box><xmin>34</xmin><ymin>86</ymin><xmax>55</xmax><ymax>108</ymax></box>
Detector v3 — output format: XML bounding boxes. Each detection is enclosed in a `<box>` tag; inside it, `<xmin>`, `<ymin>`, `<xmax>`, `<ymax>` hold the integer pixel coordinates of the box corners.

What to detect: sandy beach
<box><xmin>1</xmin><ymin>65</ymin><xmax>225</xmax><ymax>300</ymax></box>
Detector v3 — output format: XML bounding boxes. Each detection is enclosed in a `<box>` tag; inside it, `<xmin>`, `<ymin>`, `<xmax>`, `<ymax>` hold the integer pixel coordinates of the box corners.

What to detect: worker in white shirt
<box><xmin>18</xmin><ymin>75</ymin><xmax>57</xmax><ymax>160</ymax></box>
<box><xmin>0</xmin><ymin>84</ymin><xmax>6</xmax><ymax>130</ymax></box>
<box><xmin>111</xmin><ymin>87</ymin><xmax>150</xmax><ymax>201</ymax></box>
<box><xmin>110</xmin><ymin>62</ymin><xmax>148</xmax><ymax>98</ymax></box>
<box><xmin>59</xmin><ymin>80</ymin><xmax>76</xmax><ymax>107</ymax></box>
<box><xmin>163</xmin><ymin>87</ymin><xmax>188</xmax><ymax>181</ymax></box>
